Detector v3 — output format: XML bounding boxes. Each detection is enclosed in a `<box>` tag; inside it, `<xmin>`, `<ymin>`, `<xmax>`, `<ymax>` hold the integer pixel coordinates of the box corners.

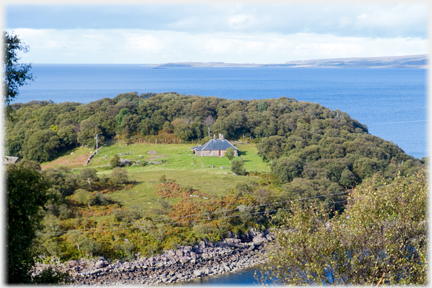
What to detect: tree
<box><xmin>116</xmin><ymin>108</ymin><xmax>129</xmax><ymax>125</ymax></box>
<box><xmin>339</xmin><ymin>167</ymin><xmax>357</xmax><ymax>188</ymax></box>
<box><xmin>260</xmin><ymin>171</ymin><xmax>427</xmax><ymax>285</ymax></box>
<box><xmin>3</xmin><ymin>32</ymin><xmax>33</xmax><ymax>120</ymax></box>
<box><xmin>72</xmin><ymin>189</ymin><xmax>97</xmax><ymax>208</ymax></box>
<box><xmin>202</xmin><ymin>115</ymin><xmax>215</xmax><ymax>137</ymax></box>
<box><xmin>174</xmin><ymin>121</ymin><xmax>193</xmax><ymax>141</ymax></box>
<box><xmin>78</xmin><ymin>168</ymin><xmax>98</xmax><ymax>190</ymax></box>
<box><xmin>225</xmin><ymin>147</ymin><xmax>235</xmax><ymax>161</ymax></box>
<box><xmin>231</xmin><ymin>158</ymin><xmax>246</xmax><ymax>175</ymax></box>
<box><xmin>271</xmin><ymin>157</ymin><xmax>303</xmax><ymax>183</ymax></box>
<box><xmin>111</xmin><ymin>167</ymin><xmax>128</xmax><ymax>185</ymax></box>
<box><xmin>22</xmin><ymin>129</ymin><xmax>61</xmax><ymax>162</ymax></box>
<box><xmin>77</xmin><ymin>119</ymin><xmax>105</xmax><ymax>148</ymax></box>
<box><xmin>257</xmin><ymin>100</ymin><xmax>268</xmax><ymax>112</ymax></box>
<box><xmin>7</xmin><ymin>163</ymin><xmax>49</xmax><ymax>283</ymax></box>
<box><xmin>110</xmin><ymin>154</ymin><xmax>120</xmax><ymax>167</ymax></box>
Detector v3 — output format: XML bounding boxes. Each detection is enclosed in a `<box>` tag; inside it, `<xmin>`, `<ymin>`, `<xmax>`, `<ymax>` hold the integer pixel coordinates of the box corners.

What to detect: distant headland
<box><xmin>142</xmin><ymin>54</ymin><xmax>427</xmax><ymax>69</ymax></box>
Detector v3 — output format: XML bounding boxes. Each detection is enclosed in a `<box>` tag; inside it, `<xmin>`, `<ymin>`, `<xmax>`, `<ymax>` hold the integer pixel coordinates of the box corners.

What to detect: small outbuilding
<box><xmin>4</xmin><ymin>156</ymin><xmax>20</xmax><ymax>165</ymax></box>
<box><xmin>192</xmin><ymin>134</ymin><xmax>238</xmax><ymax>157</ymax></box>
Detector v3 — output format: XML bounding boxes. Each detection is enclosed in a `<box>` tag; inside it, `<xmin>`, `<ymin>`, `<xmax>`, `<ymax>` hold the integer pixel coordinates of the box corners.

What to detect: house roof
<box><xmin>194</xmin><ymin>138</ymin><xmax>238</xmax><ymax>151</ymax></box>
<box><xmin>4</xmin><ymin>156</ymin><xmax>20</xmax><ymax>164</ymax></box>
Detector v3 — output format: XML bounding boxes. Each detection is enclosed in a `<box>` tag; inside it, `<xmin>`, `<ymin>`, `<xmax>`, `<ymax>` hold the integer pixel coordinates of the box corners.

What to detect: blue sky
<box><xmin>4</xmin><ymin>3</ymin><xmax>428</xmax><ymax>64</ymax></box>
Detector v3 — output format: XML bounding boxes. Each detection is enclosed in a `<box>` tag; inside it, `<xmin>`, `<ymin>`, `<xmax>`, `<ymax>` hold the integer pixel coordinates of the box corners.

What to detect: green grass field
<box><xmin>43</xmin><ymin>141</ymin><xmax>270</xmax><ymax>215</ymax></box>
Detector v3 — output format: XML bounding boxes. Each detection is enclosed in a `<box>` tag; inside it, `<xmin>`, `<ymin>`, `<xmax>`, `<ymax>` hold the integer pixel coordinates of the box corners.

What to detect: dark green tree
<box><xmin>339</xmin><ymin>167</ymin><xmax>358</xmax><ymax>188</ymax></box>
<box><xmin>116</xmin><ymin>108</ymin><xmax>129</xmax><ymax>125</ymax></box>
<box><xmin>7</xmin><ymin>163</ymin><xmax>49</xmax><ymax>283</ymax></box>
<box><xmin>271</xmin><ymin>157</ymin><xmax>303</xmax><ymax>183</ymax></box>
<box><xmin>22</xmin><ymin>129</ymin><xmax>61</xmax><ymax>162</ymax></box>
<box><xmin>174</xmin><ymin>121</ymin><xmax>193</xmax><ymax>141</ymax></box>
<box><xmin>3</xmin><ymin>32</ymin><xmax>33</xmax><ymax>120</ymax></box>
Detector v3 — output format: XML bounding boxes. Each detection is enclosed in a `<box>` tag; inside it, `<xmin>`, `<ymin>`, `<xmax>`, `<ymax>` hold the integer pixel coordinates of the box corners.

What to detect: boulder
<box><xmin>95</xmin><ymin>260</ymin><xmax>109</xmax><ymax>269</ymax></box>
<box><xmin>184</xmin><ymin>246</ymin><xmax>192</xmax><ymax>252</ymax></box>
<box><xmin>68</xmin><ymin>260</ymin><xmax>79</xmax><ymax>268</ymax></box>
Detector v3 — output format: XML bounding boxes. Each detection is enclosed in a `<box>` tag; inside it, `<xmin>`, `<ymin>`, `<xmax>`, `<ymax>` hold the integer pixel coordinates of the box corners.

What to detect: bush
<box><xmin>231</xmin><ymin>158</ymin><xmax>247</xmax><ymax>175</ymax></box>
<box><xmin>110</xmin><ymin>167</ymin><xmax>128</xmax><ymax>185</ymax></box>
<box><xmin>260</xmin><ymin>171</ymin><xmax>427</xmax><ymax>285</ymax></box>
<box><xmin>110</xmin><ymin>155</ymin><xmax>120</xmax><ymax>167</ymax></box>
<box><xmin>225</xmin><ymin>147</ymin><xmax>235</xmax><ymax>161</ymax></box>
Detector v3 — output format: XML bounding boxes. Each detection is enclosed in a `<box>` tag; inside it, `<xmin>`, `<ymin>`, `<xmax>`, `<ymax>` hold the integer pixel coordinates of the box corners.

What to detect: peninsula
<box><xmin>142</xmin><ymin>54</ymin><xmax>427</xmax><ymax>69</ymax></box>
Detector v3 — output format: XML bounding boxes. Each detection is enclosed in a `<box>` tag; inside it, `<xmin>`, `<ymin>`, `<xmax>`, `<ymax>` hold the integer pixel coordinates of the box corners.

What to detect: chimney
<box><xmin>213</xmin><ymin>134</ymin><xmax>216</xmax><ymax>140</ymax></box>
<box><xmin>221</xmin><ymin>134</ymin><xmax>224</xmax><ymax>140</ymax></box>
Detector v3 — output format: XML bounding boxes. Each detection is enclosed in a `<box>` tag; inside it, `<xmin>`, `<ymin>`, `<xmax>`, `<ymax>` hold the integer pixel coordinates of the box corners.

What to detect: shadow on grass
<box><xmin>238</xmin><ymin>151</ymin><xmax>248</xmax><ymax>156</ymax></box>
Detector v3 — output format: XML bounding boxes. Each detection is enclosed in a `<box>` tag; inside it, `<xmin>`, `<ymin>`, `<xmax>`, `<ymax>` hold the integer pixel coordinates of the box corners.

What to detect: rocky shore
<box><xmin>34</xmin><ymin>230</ymin><xmax>274</xmax><ymax>285</ymax></box>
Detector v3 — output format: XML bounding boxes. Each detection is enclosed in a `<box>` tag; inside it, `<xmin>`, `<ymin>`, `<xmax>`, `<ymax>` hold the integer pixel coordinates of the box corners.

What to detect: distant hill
<box><xmin>143</xmin><ymin>54</ymin><xmax>427</xmax><ymax>69</ymax></box>
<box><xmin>281</xmin><ymin>54</ymin><xmax>427</xmax><ymax>68</ymax></box>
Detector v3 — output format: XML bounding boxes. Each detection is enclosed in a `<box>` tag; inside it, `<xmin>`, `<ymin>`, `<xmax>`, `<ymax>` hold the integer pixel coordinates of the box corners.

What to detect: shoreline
<box><xmin>34</xmin><ymin>230</ymin><xmax>274</xmax><ymax>285</ymax></box>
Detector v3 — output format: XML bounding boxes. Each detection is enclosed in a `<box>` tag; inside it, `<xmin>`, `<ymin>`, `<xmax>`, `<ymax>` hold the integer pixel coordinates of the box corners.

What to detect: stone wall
<box><xmin>195</xmin><ymin>149</ymin><xmax>238</xmax><ymax>157</ymax></box>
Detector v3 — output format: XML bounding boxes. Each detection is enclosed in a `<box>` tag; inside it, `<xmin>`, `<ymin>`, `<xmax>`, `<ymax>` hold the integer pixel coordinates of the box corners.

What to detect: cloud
<box><xmin>11</xmin><ymin>29</ymin><xmax>427</xmax><ymax>64</ymax></box>
<box><xmin>6</xmin><ymin>3</ymin><xmax>427</xmax><ymax>39</ymax></box>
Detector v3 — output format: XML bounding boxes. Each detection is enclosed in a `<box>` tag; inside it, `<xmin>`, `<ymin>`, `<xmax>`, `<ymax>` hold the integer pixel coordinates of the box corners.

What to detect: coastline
<box><xmin>34</xmin><ymin>231</ymin><xmax>274</xmax><ymax>285</ymax></box>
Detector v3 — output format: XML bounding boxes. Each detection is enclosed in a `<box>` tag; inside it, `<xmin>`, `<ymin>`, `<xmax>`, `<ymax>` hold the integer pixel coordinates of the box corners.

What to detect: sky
<box><xmin>3</xmin><ymin>2</ymin><xmax>429</xmax><ymax>64</ymax></box>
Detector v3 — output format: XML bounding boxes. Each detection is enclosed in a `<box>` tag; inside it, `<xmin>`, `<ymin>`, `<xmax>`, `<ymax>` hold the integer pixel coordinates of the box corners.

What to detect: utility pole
<box><xmin>95</xmin><ymin>134</ymin><xmax>98</xmax><ymax>154</ymax></box>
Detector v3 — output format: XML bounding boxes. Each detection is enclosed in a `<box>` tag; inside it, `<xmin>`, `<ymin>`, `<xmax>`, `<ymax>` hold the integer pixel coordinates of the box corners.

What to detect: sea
<box><xmin>16</xmin><ymin>65</ymin><xmax>427</xmax><ymax>285</ymax></box>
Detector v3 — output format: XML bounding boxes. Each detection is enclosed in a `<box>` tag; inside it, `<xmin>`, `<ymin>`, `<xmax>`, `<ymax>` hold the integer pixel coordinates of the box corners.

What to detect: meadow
<box><xmin>42</xmin><ymin>140</ymin><xmax>271</xmax><ymax>216</ymax></box>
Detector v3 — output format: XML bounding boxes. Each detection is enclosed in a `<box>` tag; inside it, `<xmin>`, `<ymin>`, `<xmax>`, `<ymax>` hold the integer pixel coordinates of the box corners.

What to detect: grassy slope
<box><xmin>42</xmin><ymin>141</ymin><xmax>270</xmax><ymax>215</ymax></box>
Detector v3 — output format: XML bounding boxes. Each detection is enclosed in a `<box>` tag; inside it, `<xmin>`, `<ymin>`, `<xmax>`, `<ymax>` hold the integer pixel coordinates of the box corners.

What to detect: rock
<box><xmin>166</xmin><ymin>249</ymin><xmax>176</xmax><ymax>257</ymax></box>
<box><xmin>193</xmin><ymin>270</ymin><xmax>202</xmax><ymax>277</ymax></box>
<box><xmin>68</xmin><ymin>260</ymin><xmax>79</xmax><ymax>268</ymax></box>
<box><xmin>266</xmin><ymin>234</ymin><xmax>274</xmax><ymax>241</ymax></box>
<box><xmin>95</xmin><ymin>260</ymin><xmax>109</xmax><ymax>269</ymax></box>
<box><xmin>184</xmin><ymin>246</ymin><xmax>192</xmax><ymax>252</ymax></box>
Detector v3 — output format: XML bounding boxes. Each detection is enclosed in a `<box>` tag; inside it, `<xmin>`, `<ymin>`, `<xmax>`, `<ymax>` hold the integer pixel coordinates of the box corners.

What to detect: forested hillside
<box><xmin>6</xmin><ymin>91</ymin><xmax>424</xmax><ymax>264</ymax></box>
<box><xmin>7</xmin><ymin>92</ymin><xmax>421</xmax><ymax>190</ymax></box>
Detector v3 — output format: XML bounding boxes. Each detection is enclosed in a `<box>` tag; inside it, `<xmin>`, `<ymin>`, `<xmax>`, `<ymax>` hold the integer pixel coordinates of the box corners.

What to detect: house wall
<box><xmin>201</xmin><ymin>150</ymin><xmax>219</xmax><ymax>157</ymax></box>
<box><xmin>195</xmin><ymin>149</ymin><xmax>238</xmax><ymax>157</ymax></box>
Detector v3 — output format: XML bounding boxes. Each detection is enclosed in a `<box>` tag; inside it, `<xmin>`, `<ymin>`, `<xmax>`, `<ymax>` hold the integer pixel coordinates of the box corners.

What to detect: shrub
<box><xmin>231</xmin><ymin>158</ymin><xmax>247</xmax><ymax>175</ymax></box>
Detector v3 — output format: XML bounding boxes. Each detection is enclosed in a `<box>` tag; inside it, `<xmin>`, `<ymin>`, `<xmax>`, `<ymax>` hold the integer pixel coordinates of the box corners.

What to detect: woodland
<box><xmin>6</xmin><ymin>91</ymin><xmax>425</xmax><ymax>282</ymax></box>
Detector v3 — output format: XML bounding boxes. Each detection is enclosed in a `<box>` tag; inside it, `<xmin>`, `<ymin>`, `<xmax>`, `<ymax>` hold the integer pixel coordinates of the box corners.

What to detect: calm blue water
<box><xmin>18</xmin><ymin>65</ymin><xmax>426</xmax><ymax>160</ymax></box>
<box><xmin>16</xmin><ymin>65</ymin><xmax>426</xmax><ymax>284</ymax></box>
<box><xmin>186</xmin><ymin>267</ymin><xmax>262</xmax><ymax>286</ymax></box>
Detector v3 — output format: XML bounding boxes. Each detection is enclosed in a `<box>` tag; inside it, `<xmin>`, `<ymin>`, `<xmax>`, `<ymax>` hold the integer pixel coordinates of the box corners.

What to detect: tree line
<box><xmin>7</xmin><ymin>92</ymin><xmax>423</xmax><ymax>200</ymax></box>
